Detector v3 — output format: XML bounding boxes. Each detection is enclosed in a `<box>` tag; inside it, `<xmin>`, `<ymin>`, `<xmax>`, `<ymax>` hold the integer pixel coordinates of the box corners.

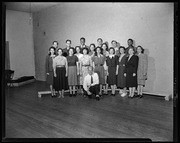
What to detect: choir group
<box><xmin>45</xmin><ymin>38</ymin><xmax>148</xmax><ymax>101</ymax></box>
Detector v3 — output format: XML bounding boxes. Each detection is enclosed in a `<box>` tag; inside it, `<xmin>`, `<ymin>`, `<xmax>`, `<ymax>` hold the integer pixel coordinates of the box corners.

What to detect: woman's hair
<box><xmin>94</xmin><ymin>46</ymin><xmax>103</xmax><ymax>56</ymax></box>
<box><xmin>66</xmin><ymin>39</ymin><xmax>71</xmax><ymax>44</ymax></box>
<box><xmin>137</xmin><ymin>45</ymin><xmax>144</xmax><ymax>53</ymax></box>
<box><xmin>74</xmin><ymin>46</ymin><xmax>82</xmax><ymax>54</ymax></box>
<box><xmin>89</xmin><ymin>43</ymin><xmax>96</xmax><ymax>51</ymax></box>
<box><xmin>82</xmin><ymin>47</ymin><xmax>89</xmax><ymax>54</ymax></box>
<box><xmin>57</xmin><ymin>48</ymin><xmax>63</xmax><ymax>55</ymax></box>
<box><xmin>48</xmin><ymin>46</ymin><xmax>56</xmax><ymax>55</ymax></box>
<box><xmin>109</xmin><ymin>47</ymin><xmax>115</xmax><ymax>54</ymax></box>
<box><xmin>119</xmin><ymin>46</ymin><xmax>126</xmax><ymax>53</ymax></box>
<box><xmin>68</xmin><ymin>47</ymin><xmax>75</xmax><ymax>55</ymax></box>
<box><xmin>128</xmin><ymin>47</ymin><xmax>135</xmax><ymax>53</ymax></box>
<box><xmin>102</xmin><ymin>43</ymin><xmax>109</xmax><ymax>51</ymax></box>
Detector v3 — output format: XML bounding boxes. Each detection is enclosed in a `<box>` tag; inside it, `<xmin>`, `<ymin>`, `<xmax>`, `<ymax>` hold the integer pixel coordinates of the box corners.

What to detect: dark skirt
<box><xmin>54</xmin><ymin>67</ymin><xmax>68</xmax><ymax>91</ymax></box>
<box><xmin>107</xmin><ymin>67</ymin><xmax>116</xmax><ymax>85</ymax></box>
<box><xmin>46</xmin><ymin>71</ymin><xmax>54</xmax><ymax>85</ymax></box>
<box><xmin>117</xmin><ymin>65</ymin><xmax>126</xmax><ymax>88</ymax></box>
<box><xmin>126</xmin><ymin>69</ymin><xmax>137</xmax><ymax>88</ymax></box>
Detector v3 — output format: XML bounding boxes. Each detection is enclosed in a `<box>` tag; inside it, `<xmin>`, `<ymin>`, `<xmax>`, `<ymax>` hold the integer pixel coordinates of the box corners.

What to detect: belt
<box><xmin>95</xmin><ymin>64</ymin><xmax>103</xmax><ymax>66</ymax></box>
<box><xmin>82</xmin><ymin>65</ymin><xmax>90</xmax><ymax>67</ymax></box>
<box><xmin>56</xmin><ymin>65</ymin><xmax>65</xmax><ymax>67</ymax></box>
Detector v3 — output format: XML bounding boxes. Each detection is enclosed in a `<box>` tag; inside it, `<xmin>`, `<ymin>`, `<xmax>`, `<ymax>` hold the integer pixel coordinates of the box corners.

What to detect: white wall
<box><xmin>6</xmin><ymin>10</ymin><xmax>35</xmax><ymax>79</ymax></box>
<box><xmin>33</xmin><ymin>3</ymin><xmax>173</xmax><ymax>96</ymax></box>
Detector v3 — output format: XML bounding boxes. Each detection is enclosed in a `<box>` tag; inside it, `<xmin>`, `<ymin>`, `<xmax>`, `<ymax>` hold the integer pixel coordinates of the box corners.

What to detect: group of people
<box><xmin>45</xmin><ymin>37</ymin><xmax>148</xmax><ymax>101</ymax></box>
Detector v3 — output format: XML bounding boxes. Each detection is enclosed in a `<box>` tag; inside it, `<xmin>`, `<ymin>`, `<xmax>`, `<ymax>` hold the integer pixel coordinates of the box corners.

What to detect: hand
<box><xmin>54</xmin><ymin>73</ymin><xmax>57</xmax><ymax>77</ymax></box>
<box><xmin>133</xmin><ymin>73</ymin><xmax>136</xmax><ymax>76</ymax></box>
<box><xmin>87</xmin><ymin>91</ymin><xmax>92</xmax><ymax>95</ymax></box>
<box><xmin>116</xmin><ymin>70</ymin><xmax>118</xmax><ymax>75</ymax></box>
<box><xmin>107</xmin><ymin>72</ymin><xmax>109</xmax><ymax>76</ymax></box>
<box><xmin>124</xmin><ymin>73</ymin><xmax>126</xmax><ymax>77</ymax></box>
<box><xmin>47</xmin><ymin>73</ymin><xmax>49</xmax><ymax>75</ymax></box>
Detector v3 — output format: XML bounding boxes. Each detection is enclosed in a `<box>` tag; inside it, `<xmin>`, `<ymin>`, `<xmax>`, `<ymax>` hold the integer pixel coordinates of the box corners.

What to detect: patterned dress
<box><xmin>66</xmin><ymin>55</ymin><xmax>78</xmax><ymax>86</ymax></box>
<box><xmin>79</xmin><ymin>55</ymin><xmax>92</xmax><ymax>85</ymax></box>
<box><xmin>137</xmin><ymin>53</ymin><xmax>148</xmax><ymax>86</ymax></box>
<box><xmin>92</xmin><ymin>55</ymin><xmax>106</xmax><ymax>84</ymax></box>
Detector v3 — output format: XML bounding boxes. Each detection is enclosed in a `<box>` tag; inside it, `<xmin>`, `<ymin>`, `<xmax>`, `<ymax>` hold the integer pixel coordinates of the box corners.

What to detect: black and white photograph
<box><xmin>2</xmin><ymin>2</ymin><xmax>177</xmax><ymax>142</ymax></box>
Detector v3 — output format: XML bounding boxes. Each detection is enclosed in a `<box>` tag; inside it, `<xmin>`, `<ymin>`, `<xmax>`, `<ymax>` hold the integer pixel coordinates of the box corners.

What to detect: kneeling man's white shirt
<box><xmin>83</xmin><ymin>73</ymin><xmax>99</xmax><ymax>91</ymax></box>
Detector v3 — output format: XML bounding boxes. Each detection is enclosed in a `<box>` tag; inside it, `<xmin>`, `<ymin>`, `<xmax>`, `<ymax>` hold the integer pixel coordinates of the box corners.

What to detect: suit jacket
<box><xmin>45</xmin><ymin>55</ymin><xmax>54</xmax><ymax>73</ymax></box>
<box><xmin>125</xmin><ymin>54</ymin><xmax>139</xmax><ymax>74</ymax></box>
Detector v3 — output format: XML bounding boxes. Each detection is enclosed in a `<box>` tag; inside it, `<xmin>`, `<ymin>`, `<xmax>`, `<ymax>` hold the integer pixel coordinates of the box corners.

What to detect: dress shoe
<box><xmin>69</xmin><ymin>94</ymin><xmax>72</xmax><ymax>97</ymax></box>
<box><xmin>96</xmin><ymin>96</ymin><xmax>100</xmax><ymax>101</ymax></box>
<box><xmin>73</xmin><ymin>94</ymin><xmax>76</xmax><ymax>97</ymax></box>
<box><xmin>139</xmin><ymin>95</ymin><xmax>143</xmax><ymax>98</ymax></box>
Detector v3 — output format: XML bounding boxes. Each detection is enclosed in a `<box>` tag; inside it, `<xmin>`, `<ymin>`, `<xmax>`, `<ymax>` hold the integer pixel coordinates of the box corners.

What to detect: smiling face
<box><xmin>76</xmin><ymin>47</ymin><xmax>80</xmax><ymax>53</ymax></box>
<box><xmin>137</xmin><ymin>46</ymin><xmax>142</xmax><ymax>54</ymax></box>
<box><xmin>66</xmin><ymin>40</ymin><xmax>71</xmax><ymax>47</ymax></box>
<box><xmin>119</xmin><ymin>48</ymin><xmax>125</xmax><ymax>54</ymax></box>
<box><xmin>127</xmin><ymin>39</ymin><xmax>133</xmax><ymax>46</ymax></box>
<box><xmin>83</xmin><ymin>49</ymin><xmax>87</xmax><ymax>55</ymax></box>
<box><xmin>97</xmin><ymin>39</ymin><xmax>103</xmax><ymax>46</ymax></box>
<box><xmin>102</xmin><ymin>44</ymin><xmax>107</xmax><ymax>51</ymax></box>
<box><xmin>96</xmin><ymin>47</ymin><xmax>101</xmax><ymax>54</ymax></box>
<box><xmin>128</xmin><ymin>48</ymin><xmax>134</xmax><ymax>55</ymax></box>
<box><xmin>109</xmin><ymin>48</ymin><xmax>114</xmax><ymax>55</ymax></box>
<box><xmin>53</xmin><ymin>42</ymin><xmax>58</xmax><ymax>48</ymax></box>
<box><xmin>58</xmin><ymin>49</ymin><xmax>63</xmax><ymax>56</ymax></box>
<box><xmin>80</xmin><ymin>38</ymin><xmax>85</xmax><ymax>45</ymax></box>
<box><xmin>69</xmin><ymin>48</ymin><xmax>74</xmax><ymax>56</ymax></box>
<box><xmin>50</xmin><ymin>48</ymin><xmax>55</xmax><ymax>55</ymax></box>
<box><xmin>90</xmin><ymin>44</ymin><xmax>95</xmax><ymax>52</ymax></box>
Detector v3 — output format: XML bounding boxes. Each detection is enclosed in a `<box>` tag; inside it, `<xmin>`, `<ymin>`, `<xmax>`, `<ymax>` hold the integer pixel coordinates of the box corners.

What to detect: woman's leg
<box><xmin>137</xmin><ymin>85</ymin><xmax>140</xmax><ymax>95</ymax></box>
<box><xmin>110</xmin><ymin>85</ymin><xmax>113</xmax><ymax>95</ymax></box>
<box><xmin>50</xmin><ymin>85</ymin><xmax>53</xmax><ymax>96</ymax></box>
<box><xmin>69</xmin><ymin>86</ymin><xmax>72</xmax><ymax>96</ymax></box>
<box><xmin>73</xmin><ymin>86</ymin><xmax>76</xmax><ymax>95</ymax></box>
<box><xmin>99</xmin><ymin>84</ymin><xmax>102</xmax><ymax>95</ymax></box>
<box><xmin>58</xmin><ymin>91</ymin><xmax>62</xmax><ymax>98</ymax></box>
<box><xmin>62</xmin><ymin>90</ymin><xmax>64</xmax><ymax>98</ymax></box>
<box><xmin>132</xmin><ymin>87</ymin><xmax>135</xmax><ymax>97</ymax></box>
<box><xmin>129</xmin><ymin>87</ymin><xmax>132</xmax><ymax>97</ymax></box>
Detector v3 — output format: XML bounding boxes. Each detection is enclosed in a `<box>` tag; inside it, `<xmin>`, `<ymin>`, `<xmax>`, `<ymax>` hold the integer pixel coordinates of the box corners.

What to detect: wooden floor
<box><xmin>5</xmin><ymin>81</ymin><xmax>173</xmax><ymax>141</ymax></box>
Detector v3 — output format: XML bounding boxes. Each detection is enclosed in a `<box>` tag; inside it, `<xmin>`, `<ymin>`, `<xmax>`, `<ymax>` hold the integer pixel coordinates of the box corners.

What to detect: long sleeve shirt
<box><xmin>83</xmin><ymin>73</ymin><xmax>99</xmax><ymax>91</ymax></box>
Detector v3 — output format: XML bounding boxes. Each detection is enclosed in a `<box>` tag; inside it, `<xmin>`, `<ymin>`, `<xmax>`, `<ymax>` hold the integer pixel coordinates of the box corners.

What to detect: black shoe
<box><xmin>73</xmin><ymin>94</ymin><xmax>76</xmax><ymax>97</ymax></box>
<box><xmin>88</xmin><ymin>95</ymin><xmax>92</xmax><ymax>99</ymax></box>
<box><xmin>69</xmin><ymin>94</ymin><xmax>72</xmax><ymax>97</ymax></box>
<box><xmin>139</xmin><ymin>95</ymin><xmax>143</xmax><ymax>98</ymax></box>
<box><xmin>96</xmin><ymin>96</ymin><xmax>100</xmax><ymax>101</ymax></box>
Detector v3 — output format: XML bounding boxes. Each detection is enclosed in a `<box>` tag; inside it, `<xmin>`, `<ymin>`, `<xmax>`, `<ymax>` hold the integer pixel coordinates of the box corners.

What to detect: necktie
<box><xmin>91</xmin><ymin>75</ymin><xmax>93</xmax><ymax>84</ymax></box>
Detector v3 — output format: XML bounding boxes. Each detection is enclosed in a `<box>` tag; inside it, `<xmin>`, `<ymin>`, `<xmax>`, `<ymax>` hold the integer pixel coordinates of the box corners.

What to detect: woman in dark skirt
<box><xmin>106</xmin><ymin>47</ymin><xmax>118</xmax><ymax>96</ymax></box>
<box><xmin>53</xmin><ymin>48</ymin><xmax>68</xmax><ymax>98</ymax></box>
<box><xmin>124</xmin><ymin>47</ymin><xmax>139</xmax><ymax>98</ymax></box>
<box><xmin>67</xmin><ymin>48</ymin><xmax>79</xmax><ymax>97</ymax></box>
<box><xmin>45</xmin><ymin>46</ymin><xmax>56</xmax><ymax>97</ymax></box>
<box><xmin>117</xmin><ymin>46</ymin><xmax>127</xmax><ymax>97</ymax></box>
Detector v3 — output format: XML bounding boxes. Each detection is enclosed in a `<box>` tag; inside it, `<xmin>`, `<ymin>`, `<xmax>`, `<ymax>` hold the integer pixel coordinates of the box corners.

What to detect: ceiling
<box><xmin>5</xmin><ymin>2</ymin><xmax>60</xmax><ymax>13</ymax></box>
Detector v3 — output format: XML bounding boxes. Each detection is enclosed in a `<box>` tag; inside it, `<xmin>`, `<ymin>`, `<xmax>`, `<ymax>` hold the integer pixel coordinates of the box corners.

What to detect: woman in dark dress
<box><xmin>117</xmin><ymin>46</ymin><xmax>127</xmax><ymax>97</ymax></box>
<box><xmin>106</xmin><ymin>47</ymin><xmax>118</xmax><ymax>96</ymax></box>
<box><xmin>67</xmin><ymin>48</ymin><xmax>79</xmax><ymax>97</ymax></box>
<box><xmin>53</xmin><ymin>48</ymin><xmax>68</xmax><ymax>98</ymax></box>
<box><xmin>124</xmin><ymin>47</ymin><xmax>139</xmax><ymax>98</ymax></box>
<box><xmin>45</xmin><ymin>46</ymin><xmax>56</xmax><ymax>97</ymax></box>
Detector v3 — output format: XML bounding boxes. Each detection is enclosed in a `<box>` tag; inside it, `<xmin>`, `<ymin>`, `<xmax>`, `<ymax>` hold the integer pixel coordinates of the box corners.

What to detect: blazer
<box><xmin>125</xmin><ymin>54</ymin><xmax>139</xmax><ymax>74</ymax></box>
<box><xmin>45</xmin><ymin>55</ymin><xmax>54</xmax><ymax>73</ymax></box>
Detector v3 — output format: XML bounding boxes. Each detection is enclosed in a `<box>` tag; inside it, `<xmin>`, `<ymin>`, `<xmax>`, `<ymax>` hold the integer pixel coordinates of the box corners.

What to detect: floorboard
<box><xmin>5</xmin><ymin>81</ymin><xmax>173</xmax><ymax>141</ymax></box>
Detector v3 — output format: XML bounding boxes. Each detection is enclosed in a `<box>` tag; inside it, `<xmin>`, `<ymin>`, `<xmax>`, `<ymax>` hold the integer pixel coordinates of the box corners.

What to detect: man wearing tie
<box><xmin>83</xmin><ymin>66</ymin><xmax>100</xmax><ymax>101</ymax></box>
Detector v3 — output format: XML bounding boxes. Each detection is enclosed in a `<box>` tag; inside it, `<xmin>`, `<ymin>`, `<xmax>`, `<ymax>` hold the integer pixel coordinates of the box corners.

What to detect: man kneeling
<box><xmin>83</xmin><ymin>66</ymin><xmax>100</xmax><ymax>101</ymax></box>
